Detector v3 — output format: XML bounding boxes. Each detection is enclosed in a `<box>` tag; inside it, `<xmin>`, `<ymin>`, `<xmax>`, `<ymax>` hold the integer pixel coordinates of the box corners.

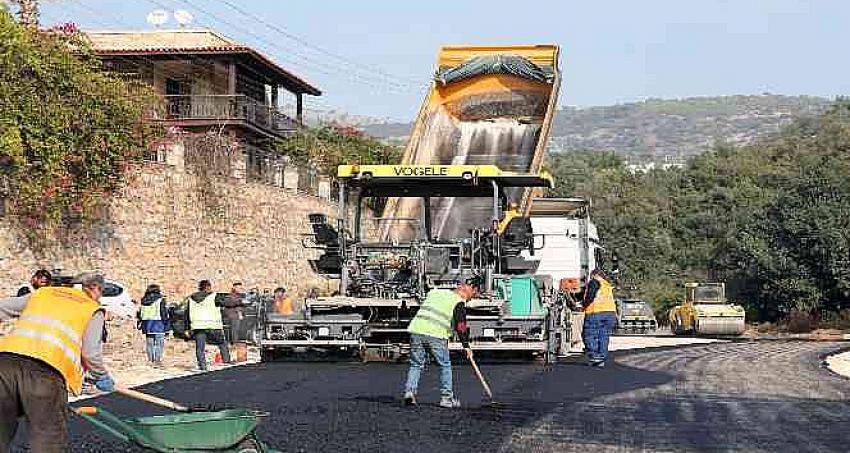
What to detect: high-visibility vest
<box><xmin>275</xmin><ymin>297</ymin><xmax>295</xmax><ymax>316</ymax></box>
<box><xmin>408</xmin><ymin>289</ymin><xmax>460</xmax><ymax>340</ymax></box>
<box><xmin>188</xmin><ymin>293</ymin><xmax>222</xmax><ymax>330</ymax></box>
<box><xmin>585</xmin><ymin>275</ymin><xmax>616</xmax><ymax>314</ymax></box>
<box><xmin>0</xmin><ymin>287</ymin><xmax>100</xmax><ymax>394</ymax></box>
<box><xmin>139</xmin><ymin>297</ymin><xmax>163</xmax><ymax>321</ymax></box>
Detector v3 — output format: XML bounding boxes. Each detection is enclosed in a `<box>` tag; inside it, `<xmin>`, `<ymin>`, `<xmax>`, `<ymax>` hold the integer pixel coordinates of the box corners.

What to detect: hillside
<box><xmin>362</xmin><ymin>95</ymin><xmax>832</xmax><ymax>160</ymax></box>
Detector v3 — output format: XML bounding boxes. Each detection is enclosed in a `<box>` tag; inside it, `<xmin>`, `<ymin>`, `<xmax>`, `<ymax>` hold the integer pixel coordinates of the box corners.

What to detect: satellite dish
<box><xmin>173</xmin><ymin>10</ymin><xmax>194</xmax><ymax>27</ymax></box>
<box><xmin>146</xmin><ymin>9</ymin><xmax>169</xmax><ymax>27</ymax></box>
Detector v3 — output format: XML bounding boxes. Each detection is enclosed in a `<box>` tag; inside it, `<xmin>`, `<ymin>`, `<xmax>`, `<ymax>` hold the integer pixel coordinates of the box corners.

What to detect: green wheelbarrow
<box><xmin>73</xmin><ymin>387</ymin><xmax>280</xmax><ymax>452</ymax></box>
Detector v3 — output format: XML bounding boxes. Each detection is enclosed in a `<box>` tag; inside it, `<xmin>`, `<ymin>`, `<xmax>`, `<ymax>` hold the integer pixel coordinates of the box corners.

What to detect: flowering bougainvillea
<box><xmin>0</xmin><ymin>12</ymin><xmax>160</xmax><ymax>243</ymax></box>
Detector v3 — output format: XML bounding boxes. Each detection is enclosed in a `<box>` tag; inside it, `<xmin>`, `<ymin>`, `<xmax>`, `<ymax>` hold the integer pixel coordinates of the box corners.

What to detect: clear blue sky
<box><xmin>40</xmin><ymin>0</ymin><xmax>849</xmax><ymax>121</ymax></box>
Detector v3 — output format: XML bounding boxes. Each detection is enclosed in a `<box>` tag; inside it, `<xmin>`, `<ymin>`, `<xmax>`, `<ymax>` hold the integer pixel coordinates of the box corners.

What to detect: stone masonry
<box><xmin>0</xmin><ymin>162</ymin><xmax>340</xmax><ymax>301</ymax></box>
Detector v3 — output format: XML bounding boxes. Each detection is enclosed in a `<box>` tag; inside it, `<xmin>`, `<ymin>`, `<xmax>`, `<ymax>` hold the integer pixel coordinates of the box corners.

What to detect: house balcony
<box><xmin>161</xmin><ymin>94</ymin><xmax>299</xmax><ymax>139</ymax></box>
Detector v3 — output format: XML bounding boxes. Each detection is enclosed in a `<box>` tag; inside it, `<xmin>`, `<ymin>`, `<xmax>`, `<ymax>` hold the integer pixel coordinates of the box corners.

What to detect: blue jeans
<box><xmin>583</xmin><ymin>312</ymin><xmax>617</xmax><ymax>363</ymax></box>
<box><xmin>145</xmin><ymin>334</ymin><xmax>165</xmax><ymax>363</ymax></box>
<box><xmin>404</xmin><ymin>333</ymin><xmax>453</xmax><ymax>397</ymax></box>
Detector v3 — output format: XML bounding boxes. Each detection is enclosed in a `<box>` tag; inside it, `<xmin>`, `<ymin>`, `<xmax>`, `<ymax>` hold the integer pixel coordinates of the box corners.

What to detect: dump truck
<box><xmin>260</xmin><ymin>164</ymin><xmax>570</xmax><ymax>362</ymax></box>
<box><xmin>523</xmin><ymin>197</ymin><xmax>600</xmax><ymax>295</ymax></box>
<box><xmin>519</xmin><ymin>197</ymin><xmax>603</xmax><ymax>351</ymax></box>
<box><xmin>615</xmin><ymin>298</ymin><xmax>657</xmax><ymax>334</ymax></box>
<box><xmin>668</xmin><ymin>283</ymin><xmax>745</xmax><ymax>336</ymax></box>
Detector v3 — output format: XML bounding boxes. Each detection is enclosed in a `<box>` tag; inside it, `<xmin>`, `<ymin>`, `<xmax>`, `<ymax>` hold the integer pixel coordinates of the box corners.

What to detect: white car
<box><xmin>100</xmin><ymin>280</ymin><xmax>136</xmax><ymax>319</ymax></box>
<box><xmin>16</xmin><ymin>278</ymin><xmax>136</xmax><ymax>319</ymax></box>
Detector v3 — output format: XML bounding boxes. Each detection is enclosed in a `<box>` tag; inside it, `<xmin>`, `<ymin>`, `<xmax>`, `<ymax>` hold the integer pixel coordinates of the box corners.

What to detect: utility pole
<box><xmin>15</xmin><ymin>0</ymin><xmax>39</xmax><ymax>29</ymax></box>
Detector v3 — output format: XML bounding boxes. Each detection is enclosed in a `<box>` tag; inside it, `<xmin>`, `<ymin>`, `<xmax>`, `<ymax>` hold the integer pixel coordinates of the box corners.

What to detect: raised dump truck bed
<box><xmin>382</xmin><ymin>45</ymin><xmax>561</xmax><ymax>242</ymax></box>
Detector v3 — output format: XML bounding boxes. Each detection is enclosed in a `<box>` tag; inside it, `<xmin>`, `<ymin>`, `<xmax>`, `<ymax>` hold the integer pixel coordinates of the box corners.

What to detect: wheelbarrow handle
<box><xmin>72</xmin><ymin>405</ymin><xmax>168</xmax><ymax>451</ymax></box>
<box><xmin>115</xmin><ymin>386</ymin><xmax>190</xmax><ymax>412</ymax></box>
<box><xmin>72</xmin><ymin>406</ymin><xmax>133</xmax><ymax>443</ymax></box>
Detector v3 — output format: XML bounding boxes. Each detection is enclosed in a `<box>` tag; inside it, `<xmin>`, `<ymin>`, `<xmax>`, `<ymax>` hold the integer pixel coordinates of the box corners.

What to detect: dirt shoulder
<box><xmin>87</xmin><ymin>319</ymin><xmax>258</xmax><ymax>393</ymax></box>
<box><xmin>744</xmin><ymin>327</ymin><xmax>849</xmax><ymax>341</ymax></box>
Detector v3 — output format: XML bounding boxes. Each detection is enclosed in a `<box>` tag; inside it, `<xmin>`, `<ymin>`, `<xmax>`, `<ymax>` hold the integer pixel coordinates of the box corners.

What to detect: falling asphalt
<box><xmin>53</xmin><ymin>340</ymin><xmax>850</xmax><ymax>452</ymax></box>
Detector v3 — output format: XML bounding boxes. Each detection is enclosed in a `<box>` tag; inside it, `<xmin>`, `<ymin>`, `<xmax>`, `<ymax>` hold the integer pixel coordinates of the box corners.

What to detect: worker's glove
<box><xmin>95</xmin><ymin>375</ymin><xmax>115</xmax><ymax>392</ymax></box>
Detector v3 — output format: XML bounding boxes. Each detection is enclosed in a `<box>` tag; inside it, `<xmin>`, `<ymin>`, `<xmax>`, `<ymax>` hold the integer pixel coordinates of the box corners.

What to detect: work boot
<box><xmin>402</xmin><ymin>391</ymin><xmax>417</xmax><ymax>406</ymax></box>
<box><xmin>439</xmin><ymin>395</ymin><xmax>461</xmax><ymax>409</ymax></box>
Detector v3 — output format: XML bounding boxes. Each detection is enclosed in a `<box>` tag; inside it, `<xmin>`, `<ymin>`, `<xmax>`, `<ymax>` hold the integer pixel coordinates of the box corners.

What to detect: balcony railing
<box><xmin>162</xmin><ymin>94</ymin><xmax>299</xmax><ymax>136</ymax></box>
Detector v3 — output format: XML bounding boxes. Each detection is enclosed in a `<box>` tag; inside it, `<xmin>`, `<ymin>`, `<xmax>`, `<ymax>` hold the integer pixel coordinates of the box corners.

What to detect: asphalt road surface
<box><xmin>52</xmin><ymin>340</ymin><xmax>850</xmax><ymax>452</ymax></box>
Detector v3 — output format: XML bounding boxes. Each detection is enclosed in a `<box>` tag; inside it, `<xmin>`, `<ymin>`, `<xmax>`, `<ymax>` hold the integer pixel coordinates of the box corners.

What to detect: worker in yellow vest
<box><xmin>187</xmin><ymin>280</ymin><xmax>231</xmax><ymax>371</ymax></box>
<box><xmin>0</xmin><ymin>272</ymin><xmax>114</xmax><ymax>452</ymax></box>
<box><xmin>582</xmin><ymin>269</ymin><xmax>618</xmax><ymax>367</ymax></box>
<box><xmin>403</xmin><ymin>283</ymin><xmax>475</xmax><ymax>409</ymax></box>
<box><xmin>138</xmin><ymin>284</ymin><xmax>170</xmax><ymax>366</ymax></box>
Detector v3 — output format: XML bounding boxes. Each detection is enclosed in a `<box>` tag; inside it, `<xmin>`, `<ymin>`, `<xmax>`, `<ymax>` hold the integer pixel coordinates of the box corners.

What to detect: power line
<box><xmin>214</xmin><ymin>0</ymin><xmax>424</xmax><ymax>88</ymax></box>
<box><xmin>58</xmin><ymin>0</ymin><xmax>410</xmax><ymax>124</ymax></box>
<box><xmin>162</xmin><ymin>0</ymin><xmax>417</xmax><ymax>94</ymax></box>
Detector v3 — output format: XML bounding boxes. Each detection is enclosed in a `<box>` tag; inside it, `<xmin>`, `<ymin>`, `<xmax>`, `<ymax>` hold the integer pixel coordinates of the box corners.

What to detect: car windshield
<box><xmin>102</xmin><ymin>282</ymin><xmax>122</xmax><ymax>298</ymax></box>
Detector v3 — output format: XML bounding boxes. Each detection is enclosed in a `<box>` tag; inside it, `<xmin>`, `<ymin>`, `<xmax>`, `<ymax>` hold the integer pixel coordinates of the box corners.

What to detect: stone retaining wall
<box><xmin>0</xmin><ymin>162</ymin><xmax>339</xmax><ymax>300</ymax></box>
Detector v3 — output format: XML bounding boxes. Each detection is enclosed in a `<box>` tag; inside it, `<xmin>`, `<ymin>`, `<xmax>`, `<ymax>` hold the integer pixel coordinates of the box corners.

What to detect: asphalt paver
<box><xmin>55</xmin><ymin>341</ymin><xmax>850</xmax><ymax>452</ymax></box>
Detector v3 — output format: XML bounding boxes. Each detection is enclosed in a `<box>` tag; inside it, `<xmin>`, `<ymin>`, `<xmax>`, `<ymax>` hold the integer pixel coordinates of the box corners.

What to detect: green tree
<box><xmin>276</xmin><ymin>126</ymin><xmax>401</xmax><ymax>176</ymax></box>
<box><xmin>0</xmin><ymin>13</ymin><xmax>159</xmax><ymax>239</ymax></box>
<box><xmin>547</xmin><ymin>101</ymin><xmax>850</xmax><ymax>321</ymax></box>
<box><xmin>733</xmin><ymin>102</ymin><xmax>850</xmax><ymax>318</ymax></box>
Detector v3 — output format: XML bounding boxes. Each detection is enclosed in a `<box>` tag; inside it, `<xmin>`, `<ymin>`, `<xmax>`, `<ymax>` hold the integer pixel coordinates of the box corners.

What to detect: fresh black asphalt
<box><xmin>28</xmin><ymin>341</ymin><xmax>850</xmax><ymax>452</ymax></box>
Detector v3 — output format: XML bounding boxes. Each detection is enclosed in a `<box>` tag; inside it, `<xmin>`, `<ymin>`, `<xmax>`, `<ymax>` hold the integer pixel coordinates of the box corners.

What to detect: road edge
<box><xmin>823</xmin><ymin>345</ymin><xmax>850</xmax><ymax>381</ymax></box>
<box><xmin>69</xmin><ymin>359</ymin><xmax>259</xmax><ymax>403</ymax></box>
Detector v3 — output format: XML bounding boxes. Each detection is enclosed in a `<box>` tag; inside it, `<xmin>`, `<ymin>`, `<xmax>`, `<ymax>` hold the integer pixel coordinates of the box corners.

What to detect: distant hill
<box><xmin>361</xmin><ymin>95</ymin><xmax>832</xmax><ymax>161</ymax></box>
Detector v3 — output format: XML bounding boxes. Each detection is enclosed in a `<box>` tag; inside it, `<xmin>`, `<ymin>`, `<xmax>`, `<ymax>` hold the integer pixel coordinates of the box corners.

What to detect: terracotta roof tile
<box><xmin>85</xmin><ymin>29</ymin><xmax>238</xmax><ymax>52</ymax></box>
<box><xmin>83</xmin><ymin>29</ymin><xmax>321</xmax><ymax>96</ymax></box>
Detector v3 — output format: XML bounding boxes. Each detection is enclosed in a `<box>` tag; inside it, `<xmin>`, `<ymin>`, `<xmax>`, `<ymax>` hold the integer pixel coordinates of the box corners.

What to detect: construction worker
<box><xmin>138</xmin><ymin>284</ymin><xmax>170</xmax><ymax>366</ymax></box>
<box><xmin>403</xmin><ymin>283</ymin><xmax>475</xmax><ymax>408</ymax></box>
<box><xmin>273</xmin><ymin>287</ymin><xmax>297</xmax><ymax>317</ymax></box>
<box><xmin>15</xmin><ymin>269</ymin><xmax>52</xmax><ymax>297</ymax></box>
<box><xmin>497</xmin><ymin>202</ymin><xmax>521</xmax><ymax>235</ymax></box>
<box><xmin>223</xmin><ymin>282</ymin><xmax>246</xmax><ymax>346</ymax></box>
<box><xmin>187</xmin><ymin>280</ymin><xmax>231</xmax><ymax>371</ymax></box>
<box><xmin>0</xmin><ymin>272</ymin><xmax>114</xmax><ymax>452</ymax></box>
<box><xmin>582</xmin><ymin>269</ymin><xmax>618</xmax><ymax>367</ymax></box>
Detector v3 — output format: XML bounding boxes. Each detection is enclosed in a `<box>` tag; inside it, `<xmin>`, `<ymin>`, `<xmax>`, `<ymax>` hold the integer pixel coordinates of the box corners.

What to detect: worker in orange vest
<box><xmin>582</xmin><ymin>269</ymin><xmax>618</xmax><ymax>367</ymax></box>
<box><xmin>273</xmin><ymin>287</ymin><xmax>297</xmax><ymax>317</ymax></box>
<box><xmin>0</xmin><ymin>272</ymin><xmax>114</xmax><ymax>452</ymax></box>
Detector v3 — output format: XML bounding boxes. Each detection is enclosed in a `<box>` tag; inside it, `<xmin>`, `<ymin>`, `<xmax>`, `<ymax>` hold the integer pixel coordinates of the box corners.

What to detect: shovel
<box><xmin>466</xmin><ymin>350</ymin><xmax>504</xmax><ymax>408</ymax></box>
<box><xmin>113</xmin><ymin>386</ymin><xmax>224</xmax><ymax>413</ymax></box>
